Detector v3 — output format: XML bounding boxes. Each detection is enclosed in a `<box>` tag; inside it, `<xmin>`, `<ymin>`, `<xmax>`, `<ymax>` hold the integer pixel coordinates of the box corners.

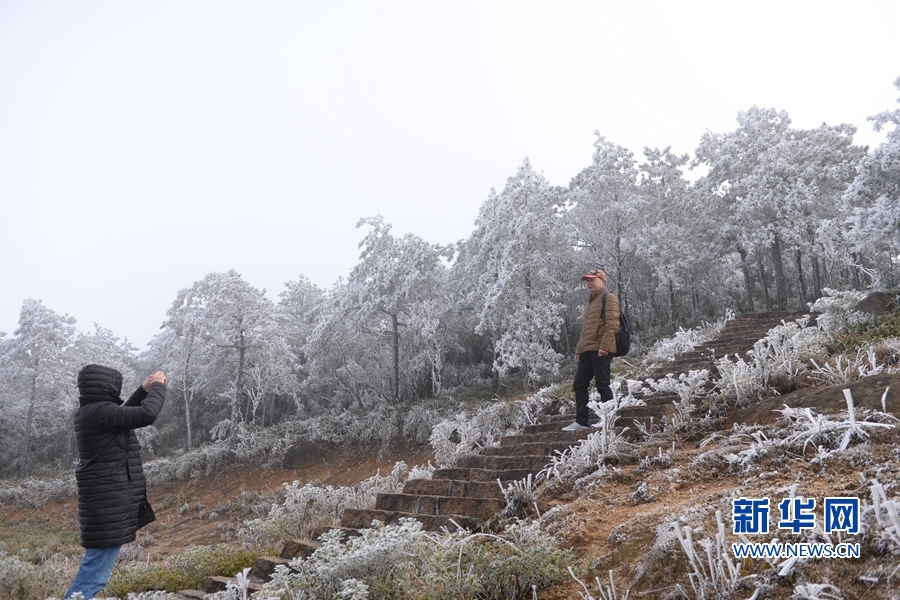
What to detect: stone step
<box><xmin>733</xmin><ymin>310</ymin><xmax>807</xmax><ymax>321</ymax></box>
<box><xmin>456</xmin><ymin>453</ymin><xmax>554</xmax><ymax>471</ymax></box>
<box><xmin>499</xmin><ymin>429</ymin><xmax>594</xmax><ymax>446</ymax></box>
<box><xmin>639</xmin><ymin>393</ymin><xmax>680</xmax><ymax>407</ymax></box>
<box><xmin>250</xmin><ymin>555</ymin><xmax>292</xmax><ymax>582</ymax></box>
<box><xmin>403</xmin><ymin>478</ymin><xmax>504</xmax><ymax>499</ymax></box>
<box><xmin>375</xmin><ymin>493</ymin><xmax>504</xmax><ymax>519</ymax></box>
<box><xmin>522</xmin><ymin>421</ymin><xmax>601</xmax><ymax>434</ymax></box>
<box><xmin>702</xmin><ymin>336</ymin><xmax>767</xmax><ymax>346</ymax></box>
<box><xmin>174</xmin><ymin>591</ymin><xmax>206</xmax><ymax>600</ymax></box>
<box><xmin>340</xmin><ymin>508</ymin><xmax>484</xmax><ymax>531</ymax></box>
<box><xmin>281</xmin><ymin>538</ymin><xmax>324</xmax><ymax>559</ymax></box>
<box><xmin>432</xmin><ymin>466</ymin><xmax>539</xmax><ymax>481</ymax></box>
<box><xmin>617</xmin><ymin>404</ymin><xmax>677</xmax><ymax>422</ymax></box>
<box><xmin>481</xmin><ymin>441</ymin><xmax>573</xmax><ymax>457</ymax></box>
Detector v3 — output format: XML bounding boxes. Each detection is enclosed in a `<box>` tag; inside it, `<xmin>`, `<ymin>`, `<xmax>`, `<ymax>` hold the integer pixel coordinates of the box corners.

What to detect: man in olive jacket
<box><xmin>65</xmin><ymin>364</ymin><xmax>167</xmax><ymax>600</ymax></box>
<box><xmin>563</xmin><ymin>268</ymin><xmax>619</xmax><ymax>431</ymax></box>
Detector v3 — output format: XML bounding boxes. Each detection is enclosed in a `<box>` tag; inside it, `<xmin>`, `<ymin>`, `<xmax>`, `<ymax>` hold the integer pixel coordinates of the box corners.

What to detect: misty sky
<box><xmin>1</xmin><ymin>1</ymin><xmax>899</xmax><ymax>349</ymax></box>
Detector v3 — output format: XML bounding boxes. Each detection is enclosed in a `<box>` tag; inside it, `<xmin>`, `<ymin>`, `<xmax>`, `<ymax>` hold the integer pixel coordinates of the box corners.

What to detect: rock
<box><xmin>282</xmin><ymin>439</ymin><xmax>322</xmax><ymax>469</ymax></box>
<box><xmin>727</xmin><ymin>373</ymin><xmax>900</xmax><ymax>427</ymax></box>
<box><xmin>854</xmin><ymin>291</ymin><xmax>896</xmax><ymax>316</ymax></box>
<box><xmin>281</xmin><ymin>538</ymin><xmax>324</xmax><ymax>559</ymax></box>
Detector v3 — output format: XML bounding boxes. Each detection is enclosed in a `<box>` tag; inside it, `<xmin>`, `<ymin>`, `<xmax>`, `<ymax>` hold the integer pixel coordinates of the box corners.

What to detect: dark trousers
<box><xmin>573</xmin><ymin>351</ymin><xmax>612</xmax><ymax>426</ymax></box>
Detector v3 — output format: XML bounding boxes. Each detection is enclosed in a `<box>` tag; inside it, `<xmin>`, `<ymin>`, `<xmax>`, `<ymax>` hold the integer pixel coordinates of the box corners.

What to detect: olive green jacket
<box><xmin>575</xmin><ymin>287</ymin><xmax>619</xmax><ymax>355</ymax></box>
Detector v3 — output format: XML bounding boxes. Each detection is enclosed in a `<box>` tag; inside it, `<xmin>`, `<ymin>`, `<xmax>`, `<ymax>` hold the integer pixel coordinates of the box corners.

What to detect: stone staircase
<box><xmin>617</xmin><ymin>311</ymin><xmax>809</xmax><ymax>429</ymax></box>
<box><xmin>180</xmin><ymin>310</ymin><xmax>807</xmax><ymax>598</ymax></box>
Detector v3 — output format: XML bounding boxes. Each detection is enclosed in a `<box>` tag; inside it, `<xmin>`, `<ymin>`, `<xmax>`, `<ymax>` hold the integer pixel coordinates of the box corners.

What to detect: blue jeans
<box><xmin>65</xmin><ymin>545</ymin><xmax>122</xmax><ymax>600</ymax></box>
<box><xmin>573</xmin><ymin>351</ymin><xmax>613</xmax><ymax>426</ymax></box>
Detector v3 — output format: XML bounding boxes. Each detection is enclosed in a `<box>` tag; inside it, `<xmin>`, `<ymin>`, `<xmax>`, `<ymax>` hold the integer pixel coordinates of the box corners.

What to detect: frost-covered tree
<box><xmin>742</xmin><ymin>121</ymin><xmax>863</xmax><ymax>305</ymax></box>
<box><xmin>569</xmin><ymin>135</ymin><xmax>643</xmax><ymax>311</ymax></box>
<box><xmin>1</xmin><ymin>300</ymin><xmax>77</xmax><ymax>476</ymax></box>
<box><xmin>305</xmin><ymin>217</ymin><xmax>451</xmax><ymax>405</ymax></box>
<box><xmin>278</xmin><ymin>275</ymin><xmax>326</xmax><ymax>409</ymax></box>
<box><xmin>695</xmin><ymin>107</ymin><xmax>864</xmax><ymax>309</ymax></box>
<box><xmin>632</xmin><ymin>148</ymin><xmax>734</xmax><ymax>332</ymax></box>
<box><xmin>151</xmin><ymin>271</ymin><xmax>295</xmax><ymax>444</ymax></box>
<box><xmin>844</xmin><ymin>76</ymin><xmax>900</xmax><ymax>287</ymax></box>
<box><xmin>148</xmin><ymin>288</ymin><xmax>209</xmax><ymax>451</ymax></box>
<box><xmin>457</xmin><ymin>159</ymin><xmax>572</xmax><ymax>385</ymax></box>
<box><xmin>695</xmin><ymin>107</ymin><xmax>795</xmax><ymax>309</ymax></box>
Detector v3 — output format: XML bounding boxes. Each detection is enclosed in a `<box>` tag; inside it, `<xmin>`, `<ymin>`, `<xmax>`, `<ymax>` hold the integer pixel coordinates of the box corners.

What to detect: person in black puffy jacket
<box><xmin>64</xmin><ymin>364</ymin><xmax>167</xmax><ymax>600</ymax></box>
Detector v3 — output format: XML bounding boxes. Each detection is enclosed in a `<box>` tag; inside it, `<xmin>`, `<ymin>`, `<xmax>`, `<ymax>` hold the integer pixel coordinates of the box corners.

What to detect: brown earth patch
<box><xmin>1</xmin><ymin>442</ymin><xmax>432</xmax><ymax>563</ymax></box>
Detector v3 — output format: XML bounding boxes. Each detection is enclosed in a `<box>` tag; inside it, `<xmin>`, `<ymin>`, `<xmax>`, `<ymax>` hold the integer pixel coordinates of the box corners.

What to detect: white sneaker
<box><xmin>561</xmin><ymin>422</ymin><xmax>588</xmax><ymax>432</ymax></box>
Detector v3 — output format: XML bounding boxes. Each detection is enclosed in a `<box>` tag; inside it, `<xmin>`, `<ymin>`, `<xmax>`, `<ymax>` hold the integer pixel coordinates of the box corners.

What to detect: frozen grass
<box><xmin>643</xmin><ymin>310</ymin><xmax>734</xmax><ymax>367</ymax></box>
<box><xmin>245</xmin><ymin>518</ymin><xmax>573</xmax><ymax>600</ymax></box>
<box><xmin>237</xmin><ymin>461</ymin><xmax>420</xmax><ymax>550</ymax></box>
<box><xmin>429</xmin><ymin>385</ymin><xmax>556</xmax><ymax>466</ymax></box>
<box><xmin>672</xmin><ymin>511</ymin><xmax>750</xmax><ymax>600</ymax></box>
<box><xmin>538</xmin><ymin>383</ymin><xmax>642</xmax><ymax>484</ymax></box>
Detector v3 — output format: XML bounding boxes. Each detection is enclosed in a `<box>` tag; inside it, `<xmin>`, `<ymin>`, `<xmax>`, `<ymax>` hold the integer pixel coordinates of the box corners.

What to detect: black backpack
<box><xmin>601</xmin><ymin>292</ymin><xmax>631</xmax><ymax>357</ymax></box>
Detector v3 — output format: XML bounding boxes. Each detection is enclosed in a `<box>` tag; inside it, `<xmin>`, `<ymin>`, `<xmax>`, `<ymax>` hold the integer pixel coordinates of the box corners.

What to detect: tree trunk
<box><xmin>849</xmin><ymin>252</ymin><xmax>867</xmax><ymax>290</ymax></box>
<box><xmin>668</xmin><ymin>278</ymin><xmax>676</xmax><ymax>334</ymax></box>
<box><xmin>811</xmin><ymin>253</ymin><xmax>822</xmax><ymax>300</ymax></box>
<box><xmin>795</xmin><ymin>248</ymin><xmax>808</xmax><ymax>309</ymax></box>
<box><xmin>229</xmin><ymin>330</ymin><xmax>247</xmax><ymax>445</ymax></box>
<box><xmin>738</xmin><ymin>248</ymin><xmax>755</xmax><ymax>312</ymax></box>
<box><xmin>182</xmin><ymin>337</ymin><xmax>195</xmax><ymax>452</ymax></box>
<box><xmin>19</xmin><ymin>373</ymin><xmax>37</xmax><ymax>477</ymax></box>
<box><xmin>771</xmin><ymin>234</ymin><xmax>788</xmax><ymax>309</ymax></box>
<box><xmin>391</xmin><ymin>312</ymin><xmax>400</xmax><ymax>402</ymax></box>
<box><xmin>757</xmin><ymin>254</ymin><xmax>772</xmax><ymax>311</ymax></box>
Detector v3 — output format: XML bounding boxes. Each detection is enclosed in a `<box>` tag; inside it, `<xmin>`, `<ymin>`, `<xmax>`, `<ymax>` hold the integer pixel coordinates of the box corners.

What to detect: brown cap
<box><xmin>581</xmin><ymin>268</ymin><xmax>606</xmax><ymax>281</ymax></box>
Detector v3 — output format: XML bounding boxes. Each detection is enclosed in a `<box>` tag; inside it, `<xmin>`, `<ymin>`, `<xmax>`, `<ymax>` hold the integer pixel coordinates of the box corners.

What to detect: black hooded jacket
<box><xmin>73</xmin><ymin>364</ymin><xmax>166</xmax><ymax>548</ymax></box>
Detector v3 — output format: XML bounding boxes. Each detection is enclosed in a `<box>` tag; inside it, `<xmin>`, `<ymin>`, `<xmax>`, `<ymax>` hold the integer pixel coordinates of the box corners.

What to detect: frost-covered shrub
<box><xmin>402</xmin><ymin>404</ymin><xmax>443</xmax><ymax>445</ymax></box>
<box><xmin>0</xmin><ymin>475</ymin><xmax>77</xmax><ymax>508</ymax></box>
<box><xmin>715</xmin><ymin>355</ymin><xmax>764</xmax><ymax>406</ymax></box>
<box><xmin>406</xmin><ymin>461</ymin><xmax>435</xmax><ymax>481</ymax></box>
<box><xmin>748</xmin><ymin>316</ymin><xmax>828</xmax><ymax>390</ymax></box>
<box><xmin>499</xmin><ymin>474</ymin><xmax>539</xmax><ymax>519</ymax></box>
<box><xmin>694</xmin><ymin>391</ymin><xmax>896</xmax><ymax>475</ymax></box>
<box><xmin>645</xmin><ymin>370</ymin><xmax>710</xmax><ymax>430</ymax></box>
<box><xmin>251</xmin><ymin>518</ymin><xmax>572</xmax><ymax>600</ymax></box>
<box><xmin>792</xmin><ymin>583</ymin><xmax>843</xmax><ymax>600</ymax></box>
<box><xmin>539</xmin><ymin>387</ymin><xmax>640</xmax><ymax>484</ymax></box>
<box><xmin>238</xmin><ymin>462</ymin><xmax>412</xmax><ymax>549</ymax></box>
<box><xmin>143</xmin><ymin>405</ymin><xmax>433</xmax><ymax>488</ymax></box>
<box><xmin>569</xmin><ymin>567</ymin><xmax>630</xmax><ymax>600</ymax></box>
<box><xmin>430</xmin><ymin>388</ymin><xmax>555</xmax><ymax>466</ymax></box>
<box><xmin>779</xmin><ymin>390</ymin><xmax>895</xmax><ymax>457</ymax></box>
<box><xmin>644</xmin><ymin>310</ymin><xmax>734</xmax><ymax>365</ymax></box>
<box><xmin>0</xmin><ymin>551</ymin><xmax>68</xmax><ymax>600</ymax></box>
<box><xmin>809</xmin><ymin>347</ymin><xmax>884</xmax><ymax>385</ymax></box>
<box><xmin>126</xmin><ymin>593</ymin><xmax>180</xmax><ymax>600</ymax></box>
<box><xmin>861</xmin><ymin>479</ymin><xmax>900</xmax><ymax>567</ymax></box>
<box><xmin>809</xmin><ymin>288</ymin><xmax>870</xmax><ymax>334</ymax></box>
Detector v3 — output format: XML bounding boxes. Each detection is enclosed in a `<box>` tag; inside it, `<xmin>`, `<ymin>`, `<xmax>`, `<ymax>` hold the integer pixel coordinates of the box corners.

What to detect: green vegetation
<box><xmin>104</xmin><ymin>544</ymin><xmax>257</xmax><ymax>598</ymax></box>
<box><xmin>830</xmin><ymin>290</ymin><xmax>900</xmax><ymax>352</ymax></box>
<box><xmin>0</xmin><ymin>519</ymin><xmax>81</xmax><ymax>563</ymax></box>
